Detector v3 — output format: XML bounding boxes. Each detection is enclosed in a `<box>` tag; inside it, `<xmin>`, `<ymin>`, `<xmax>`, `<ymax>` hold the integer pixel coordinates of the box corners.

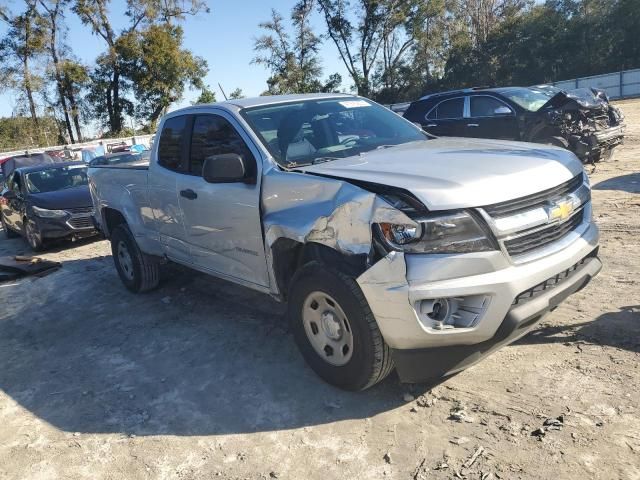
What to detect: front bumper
<box><xmin>357</xmin><ymin>222</ymin><xmax>601</xmax><ymax>383</ymax></box>
<box><xmin>34</xmin><ymin>215</ymin><xmax>97</xmax><ymax>239</ymax></box>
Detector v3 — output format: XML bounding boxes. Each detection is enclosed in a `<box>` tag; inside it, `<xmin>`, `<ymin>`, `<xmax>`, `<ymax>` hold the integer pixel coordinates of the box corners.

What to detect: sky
<box><xmin>0</xmin><ymin>0</ymin><xmax>352</xmax><ymax>123</ymax></box>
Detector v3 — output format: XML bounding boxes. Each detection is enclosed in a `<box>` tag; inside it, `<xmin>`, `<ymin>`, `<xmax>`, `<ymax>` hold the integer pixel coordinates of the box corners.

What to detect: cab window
<box><xmin>158</xmin><ymin>115</ymin><xmax>188</xmax><ymax>172</ymax></box>
<box><xmin>189</xmin><ymin>115</ymin><xmax>255</xmax><ymax>177</ymax></box>
<box><xmin>427</xmin><ymin>97</ymin><xmax>464</xmax><ymax>120</ymax></box>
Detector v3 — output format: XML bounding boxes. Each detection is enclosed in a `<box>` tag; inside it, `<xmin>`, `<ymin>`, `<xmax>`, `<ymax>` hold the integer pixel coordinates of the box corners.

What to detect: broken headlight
<box><xmin>376</xmin><ymin>211</ymin><xmax>495</xmax><ymax>254</ymax></box>
<box><xmin>32</xmin><ymin>206</ymin><xmax>68</xmax><ymax>218</ymax></box>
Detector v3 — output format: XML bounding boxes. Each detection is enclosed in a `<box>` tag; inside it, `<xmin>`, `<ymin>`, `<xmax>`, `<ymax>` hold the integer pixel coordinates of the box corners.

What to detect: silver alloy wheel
<box><xmin>26</xmin><ymin>221</ymin><xmax>41</xmax><ymax>249</ymax></box>
<box><xmin>117</xmin><ymin>240</ymin><xmax>135</xmax><ymax>281</ymax></box>
<box><xmin>302</xmin><ymin>291</ymin><xmax>354</xmax><ymax>366</ymax></box>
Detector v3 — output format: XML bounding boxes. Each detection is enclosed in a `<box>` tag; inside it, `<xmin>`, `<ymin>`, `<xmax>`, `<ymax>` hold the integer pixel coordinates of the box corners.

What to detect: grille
<box><xmin>67</xmin><ymin>206</ymin><xmax>94</xmax><ymax>214</ymax></box>
<box><xmin>512</xmin><ymin>249</ymin><xmax>598</xmax><ymax>305</ymax></box>
<box><xmin>504</xmin><ymin>210</ymin><xmax>584</xmax><ymax>256</ymax></box>
<box><xmin>68</xmin><ymin>216</ymin><xmax>94</xmax><ymax>229</ymax></box>
<box><xmin>483</xmin><ymin>174</ymin><xmax>583</xmax><ymax>218</ymax></box>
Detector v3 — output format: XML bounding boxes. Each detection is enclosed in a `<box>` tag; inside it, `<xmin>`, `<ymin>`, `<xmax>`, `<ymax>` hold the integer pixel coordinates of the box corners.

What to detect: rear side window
<box><xmin>470</xmin><ymin>96</ymin><xmax>513</xmax><ymax>117</ymax></box>
<box><xmin>427</xmin><ymin>98</ymin><xmax>464</xmax><ymax>120</ymax></box>
<box><xmin>158</xmin><ymin>116</ymin><xmax>188</xmax><ymax>172</ymax></box>
<box><xmin>189</xmin><ymin>114</ymin><xmax>255</xmax><ymax>177</ymax></box>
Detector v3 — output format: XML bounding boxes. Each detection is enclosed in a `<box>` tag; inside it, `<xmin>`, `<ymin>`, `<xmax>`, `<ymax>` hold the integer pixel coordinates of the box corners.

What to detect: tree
<box><xmin>253</xmin><ymin>1</ymin><xmax>340</xmax><ymax>94</ymax></box>
<box><xmin>73</xmin><ymin>0</ymin><xmax>209</xmax><ymax>134</ymax></box>
<box><xmin>193</xmin><ymin>85</ymin><xmax>216</xmax><ymax>104</ymax></box>
<box><xmin>0</xmin><ymin>0</ymin><xmax>46</xmax><ymax>125</ymax></box>
<box><xmin>228</xmin><ymin>88</ymin><xmax>244</xmax><ymax>99</ymax></box>
<box><xmin>38</xmin><ymin>0</ymin><xmax>83</xmax><ymax>142</ymax></box>
<box><xmin>317</xmin><ymin>0</ymin><xmax>411</xmax><ymax>96</ymax></box>
<box><xmin>119</xmin><ymin>24</ymin><xmax>207</xmax><ymax>129</ymax></box>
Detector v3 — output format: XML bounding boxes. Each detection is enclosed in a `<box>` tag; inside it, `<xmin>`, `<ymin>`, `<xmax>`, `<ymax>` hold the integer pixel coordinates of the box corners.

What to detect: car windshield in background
<box><xmin>501</xmin><ymin>88</ymin><xmax>554</xmax><ymax>112</ymax></box>
<box><xmin>241</xmin><ymin>98</ymin><xmax>427</xmax><ymax>166</ymax></box>
<box><xmin>89</xmin><ymin>151</ymin><xmax>150</xmax><ymax>167</ymax></box>
<box><xmin>25</xmin><ymin>166</ymin><xmax>88</xmax><ymax>194</ymax></box>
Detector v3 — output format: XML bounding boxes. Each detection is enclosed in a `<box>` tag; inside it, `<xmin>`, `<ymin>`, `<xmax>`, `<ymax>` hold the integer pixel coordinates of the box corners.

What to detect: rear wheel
<box><xmin>110</xmin><ymin>224</ymin><xmax>160</xmax><ymax>293</ymax></box>
<box><xmin>288</xmin><ymin>262</ymin><xmax>394</xmax><ymax>391</ymax></box>
<box><xmin>24</xmin><ymin>217</ymin><xmax>45</xmax><ymax>251</ymax></box>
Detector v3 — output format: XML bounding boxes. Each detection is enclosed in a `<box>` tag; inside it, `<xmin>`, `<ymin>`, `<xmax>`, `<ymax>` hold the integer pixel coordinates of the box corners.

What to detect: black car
<box><xmin>403</xmin><ymin>86</ymin><xmax>625</xmax><ymax>163</ymax></box>
<box><xmin>0</xmin><ymin>162</ymin><xmax>97</xmax><ymax>250</ymax></box>
<box><xmin>88</xmin><ymin>150</ymin><xmax>150</xmax><ymax>167</ymax></box>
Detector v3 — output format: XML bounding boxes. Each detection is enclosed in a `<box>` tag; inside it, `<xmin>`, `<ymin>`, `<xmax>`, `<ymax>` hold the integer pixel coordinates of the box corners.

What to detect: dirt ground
<box><xmin>1</xmin><ymin>100</ymin><xmax>639</xmax><ymax>480</ymax></box>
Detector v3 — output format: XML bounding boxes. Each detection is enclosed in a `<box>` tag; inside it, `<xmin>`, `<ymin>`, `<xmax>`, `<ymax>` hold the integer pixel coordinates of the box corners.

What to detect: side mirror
<box><xmin>202</xmin><ymin>153</ymin><xmax>252</xmax><ymax>184</ymax></box>
<box><xmin>494</xmin><ymin>106</ymin><xmax>512</xmax><ymax>115</ymax></box>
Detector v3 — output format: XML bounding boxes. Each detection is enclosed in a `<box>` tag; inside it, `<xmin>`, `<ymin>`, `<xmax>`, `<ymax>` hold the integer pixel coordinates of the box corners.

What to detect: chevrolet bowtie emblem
<box><xmin>548</xmin><ymin>198</ymin><xmax>575</xmax><ymax>222</ymax></box>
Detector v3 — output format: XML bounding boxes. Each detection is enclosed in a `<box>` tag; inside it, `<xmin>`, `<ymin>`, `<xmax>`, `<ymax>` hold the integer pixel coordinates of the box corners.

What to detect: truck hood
<box><xmin>539</xmin><ymin>88</ymin><xmax>608</xmax><ymax>111</ymax></box>
<box><xmin>297</xmin><ymin>138</ymin><xmax>583</xmax><ymax>210</ymax></box>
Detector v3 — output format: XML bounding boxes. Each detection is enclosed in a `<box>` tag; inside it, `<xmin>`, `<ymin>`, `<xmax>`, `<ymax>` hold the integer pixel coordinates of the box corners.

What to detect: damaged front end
<box><xmin>538</xmin><ymin>88</ymin><xmax>625</xmax><ymax>163</ymax></box>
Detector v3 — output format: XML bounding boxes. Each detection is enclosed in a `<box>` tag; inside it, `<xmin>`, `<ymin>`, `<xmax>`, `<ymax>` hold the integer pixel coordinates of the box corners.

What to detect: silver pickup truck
<box><xmin>88</xmin><ymin>93</ymin><xmax>601</xmax><ymax>391</ymax></box>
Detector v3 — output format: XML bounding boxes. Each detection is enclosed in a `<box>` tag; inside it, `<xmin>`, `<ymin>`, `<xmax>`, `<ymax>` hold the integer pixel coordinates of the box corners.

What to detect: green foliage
<box><xmin>0</xmin><ymin>116</ymin><xmax>62</xmax><ymax>151</ymax></box>
<box><xmin>228</xmin><ymin>88</ymin><xmax>244</xmax><ymax>99</ymax></box>
<box><xmin>253</xmin><ymin>1</ymin><xmax>341</xmax><ymax>94</ymax></box>
<box><xmin>119</xmin><ymin>23</ymin><xmax>207</xmax><ymax>128</ymax></box>
<box><xmin>193</xmin><ymin>85</ymin><xmax>217</xmax><ymax>104</ymax></box>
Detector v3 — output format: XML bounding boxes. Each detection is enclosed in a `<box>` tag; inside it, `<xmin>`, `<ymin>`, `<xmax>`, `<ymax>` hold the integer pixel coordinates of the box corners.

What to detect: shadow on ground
<box><xmin>0</xmin><ymin>252</ymin><xmax>434</xmax><ymax>437</ymax></box>
<box><xmin>516</xmin><ymin>305</ymin><xmax>640</xmax><ymax>352</ymax></box>
<box><xmin>593</xmin><ymin>173</ymin><xmax>640</xmax><ymax>193</ymax></box>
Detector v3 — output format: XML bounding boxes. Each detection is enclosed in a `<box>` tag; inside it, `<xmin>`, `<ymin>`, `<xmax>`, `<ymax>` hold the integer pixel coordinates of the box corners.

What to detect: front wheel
<box><xmin>110</xmin><ymin>224</ymin><xmax>160</xmax><ymax>293</ymax></box>
<box><xmin>24</xmin><ymin>217</ymin><xmax>45</xmax><ymax>251</ymax></box>
<box><xmin>288</xmin><ymin>262</ymin><xmax>394</xmax><ymax>391</ymax></box>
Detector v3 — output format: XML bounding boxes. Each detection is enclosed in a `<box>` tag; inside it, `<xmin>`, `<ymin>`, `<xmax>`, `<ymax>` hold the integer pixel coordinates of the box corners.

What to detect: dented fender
<box><xmin>260</xmin><ymin>165</ymin><xmax>415</xmax><ymax>296</ymax></box>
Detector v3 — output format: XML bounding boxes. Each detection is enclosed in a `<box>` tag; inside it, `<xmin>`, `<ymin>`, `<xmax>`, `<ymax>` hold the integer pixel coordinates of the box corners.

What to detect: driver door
<box><xmin>176</xmin><ymin>112</ymin><xmax>270</xmax><ymax>288</ymax></box>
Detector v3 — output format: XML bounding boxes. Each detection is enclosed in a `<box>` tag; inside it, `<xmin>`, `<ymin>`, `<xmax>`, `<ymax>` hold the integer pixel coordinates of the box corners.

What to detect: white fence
<box><xmin>0</xmin><ymin>134</ymin><xmax>154</xmax><ymax>160</ymax></box>
<box><xmin>552</xmin><ymin>68</ymin><xmax>640</xmax><ymax>100</ymax></box>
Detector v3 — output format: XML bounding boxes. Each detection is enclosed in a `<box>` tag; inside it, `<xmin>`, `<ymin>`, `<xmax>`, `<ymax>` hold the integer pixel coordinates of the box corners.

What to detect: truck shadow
<box><xmin>593</xmin><ymin>173</ymin><xmax>640</xmax><ymax>193</ymax></box>
<box><xmin>0</xmin><ymin>253</ymin><xmax>435</xmax><ymax>437</ymax></box>
<box><xmin>515</xmin><ymin>305</ymin><xmax>640</xmax><ymax>352</ymax></box>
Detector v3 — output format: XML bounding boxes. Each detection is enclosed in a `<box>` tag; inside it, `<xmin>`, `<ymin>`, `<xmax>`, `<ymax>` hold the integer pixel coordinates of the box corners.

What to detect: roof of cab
<box><xmin>168</xmin><ymin>93</ymin><xmax>356</xmax><ymax>116</ymax></box>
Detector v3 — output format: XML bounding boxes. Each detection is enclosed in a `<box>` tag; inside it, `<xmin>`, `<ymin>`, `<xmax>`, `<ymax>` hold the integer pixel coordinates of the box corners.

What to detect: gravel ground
<box><xmin>1</xmin><ymin>99</ymin><xmax>638</xmax><ymax>480</ymax></box>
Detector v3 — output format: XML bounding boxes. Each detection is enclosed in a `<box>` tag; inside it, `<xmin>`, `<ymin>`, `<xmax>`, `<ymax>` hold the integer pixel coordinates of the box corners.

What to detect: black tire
<box><xmin>24</xmin><ymin>217</ymin><xmax>45</xmax><ymax>251</ymax></box>
<box><xmin>1</xmin><ymin>214</ymin><xmax>19</xmax><ymax>239</ymax></box>
<box><xmin>546</xmin><ymin>136</ymin><xmax>570</xmax><ymax>149</ymax></box>
<box><xmin>288</xmin><ymin>262</ymin><xmax>394</xmax><ymax>391</ymax></box>
<box><xmin>110</xmin><ymin>224</ymin><xmax>160</xmax><ymax>293</ymax></box>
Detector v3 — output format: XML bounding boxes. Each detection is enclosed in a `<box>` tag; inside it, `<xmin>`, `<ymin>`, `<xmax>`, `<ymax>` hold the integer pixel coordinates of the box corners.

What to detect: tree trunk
<box><xmin>111</xmin><ymin>67</ymin><xmax>122</xmax><ymax>133</ymax></box>
<box><xmin>68</xmin><ymin>92</ymin><xmax>83</xmax><ymax>142</ymax></box>
<box><xmin>23</xmin><ymin>59</ymin><xmax>39</xmax><ymax>126</ymax></box>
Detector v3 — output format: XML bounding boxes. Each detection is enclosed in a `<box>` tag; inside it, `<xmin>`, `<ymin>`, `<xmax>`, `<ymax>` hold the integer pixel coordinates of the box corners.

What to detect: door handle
<box><xmin>180</xmin><ymin>189</ymin><xmax>198</xmax><ymax>200</ymax></box>
<box><xmin>426</xmin><ymin>124</ymin><xmax>437</xmax><ymax>128</ymax></box>
<box><xmin>467</xmin><ymin>123</ymin><xmax>480</xmax><ymax>127</ymax></box>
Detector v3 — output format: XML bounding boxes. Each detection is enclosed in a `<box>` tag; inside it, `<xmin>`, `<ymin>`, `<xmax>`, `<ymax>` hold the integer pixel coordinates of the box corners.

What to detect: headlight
<box><xmin>32</xmin><ymin>206</ymin><xmax>68</xmax><ymax>218</ymax></box>
<box><xmin>376</xmin><ymin>211</ymin><xmax>495</xmax><ymax>254</ymax></box>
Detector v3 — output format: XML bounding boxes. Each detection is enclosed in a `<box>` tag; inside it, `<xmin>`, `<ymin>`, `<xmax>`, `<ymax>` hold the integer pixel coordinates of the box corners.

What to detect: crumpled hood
<box><xmin>28</xmin><ymin>185</ymin><xmax>93</xmax><ymax>210</ymax></box>
<box><xmin>540</xmin><ymin>88</ymin><xmax>607</xmax><ymax>110</ymax></box>
<box><xmin>297</xmin><ymin>138</ymin><xmax>583</xmax><ymax>211</ymax></box>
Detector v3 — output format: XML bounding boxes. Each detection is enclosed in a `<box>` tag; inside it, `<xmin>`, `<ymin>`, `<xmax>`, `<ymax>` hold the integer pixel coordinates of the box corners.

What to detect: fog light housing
<box><xmin>418</xmin><ymin>295</ymin><xmax>491</xmax><ymax>330</ymax></box>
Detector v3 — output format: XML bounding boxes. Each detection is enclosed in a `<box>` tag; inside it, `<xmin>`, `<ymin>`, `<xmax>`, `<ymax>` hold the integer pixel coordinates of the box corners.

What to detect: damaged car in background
<box><xmin>88</xmin><ymin>94</ymin><xmax>601</xmax><ymax>391</ymax></box>
<box><xmin>403</xmin><ymin>85</ymin><xmax>625</xmax><ymax>163</ymax></box>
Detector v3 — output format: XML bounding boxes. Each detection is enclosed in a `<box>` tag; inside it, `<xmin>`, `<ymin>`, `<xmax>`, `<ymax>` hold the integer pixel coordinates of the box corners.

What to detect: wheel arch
<box><xmin>270</xmin><ymin>239</ymin><xmax>369</xmax><ymax>300</ymax></box>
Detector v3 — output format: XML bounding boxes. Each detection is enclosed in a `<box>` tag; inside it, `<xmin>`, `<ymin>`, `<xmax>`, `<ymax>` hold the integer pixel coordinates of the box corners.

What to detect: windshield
<box><xmin>241</xmin><ymin>97</ymin><xmax>427</xmax><ymax>166</ymax></box>
<box><xmin>501</xmin><ymin>88</ymin><xmax>555</xmax><ymax>112</ymax></box>
<box><xmin>25</xmin><ymin>165</ymin><xmax>88</xmax><ymax>194</ymax></box>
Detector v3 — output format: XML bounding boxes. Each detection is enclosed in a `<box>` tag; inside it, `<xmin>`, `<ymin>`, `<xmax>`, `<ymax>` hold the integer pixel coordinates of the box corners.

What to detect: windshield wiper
<box><xmin>311</xmin><ymin>156</ymin><xmax>342</xmax><ymax>165</ymax></box>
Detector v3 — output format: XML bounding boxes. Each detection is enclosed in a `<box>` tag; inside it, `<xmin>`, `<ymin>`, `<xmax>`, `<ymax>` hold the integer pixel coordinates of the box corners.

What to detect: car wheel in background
<box><xmin>24</xmin><ymin>217</ymin><xmax>45</xmax><ymax>251</ymax></box>
<box><xmin>1</xmin><ymin>214</ymin><xmax>19</xmax><ymax>239</ymax></box>
<box><xmin>546</xmin><ymin>136</ymin><xmax>570</xmax><ymax>149</ymax></box>
<box><xmin>288</xmin><ymin>261</ymin><xmax>394</xmax><ymax>391</ymax></box>
<box><xmin>110</xmin><ymin>224</ymin><xmax>160</xmax><ymax>293</ymax></box>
